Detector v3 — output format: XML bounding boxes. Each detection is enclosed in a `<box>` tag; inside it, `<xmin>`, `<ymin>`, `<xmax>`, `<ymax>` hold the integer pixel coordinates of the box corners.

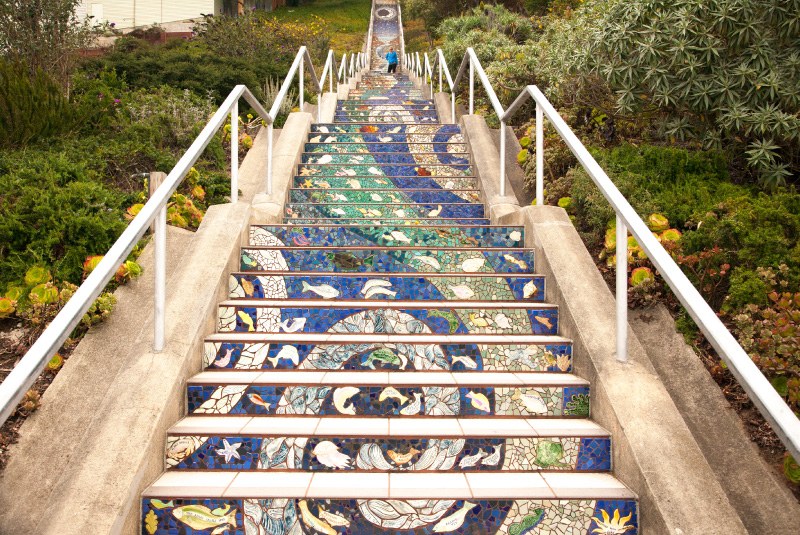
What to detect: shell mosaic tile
<box><xmin>217</xmin><ymin>304</ymin><xmax>560</xmax><ymax>336</ymax></box>
<box><xmin>290</xmin><ymin>188</ymin><xmax>481</xmax><ymax>204</ymax></box>
<box><xmin>297</xmin><ymin>163</ymin><xmax>473</xmax><ymax>178</ymax></box>
<box><xmin>167</xmin><ymin>436</ymin><xmax>610</xmax><ymax>472</ymax></box>
<box><xmin>142</xmin><ymin>497</ymin><xmax>638</xmax><ymax>534</ymax></box>
<box><xmin>301</xmin><ymin>151</ymin><xmax>470</xmax><ymax>166</ymax></box>
<box><xmin>201</xmin><ymin>342</ymin><xmax>573</xmax><ymax>373</ymax></box>
<box><xmin>186</xmin><ymin>384</ymin><xmax>584</xmax><ymax>418</ymax></box>
<box><xmin>285</xmin><ymin>202</ymin><xmax>485</xmax><ymax>220</ymax></box>
<box><xmin>248</xmin><ymin>225</ymin><xmax>524</xmax><ymax>249</ymax></box>
<box><xmin>228</xmin><ymin>274</ymin><xmax>546</xmax><ymax>303</ymax></box>
<box><xmin>239</xmin><ymin>247</ymin><xmax>537</xmax><ymax>274</ymax></box>
<box><xmin>293</xmin><ymin>175</ymin><xmax>477</xmax><ymax>190</ymax></box>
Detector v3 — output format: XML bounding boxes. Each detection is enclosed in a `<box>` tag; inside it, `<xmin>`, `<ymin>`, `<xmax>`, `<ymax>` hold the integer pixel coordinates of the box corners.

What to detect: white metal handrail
<box><xmin>0</xmin><ymin>45</ymin><xmax>362</xmax><ymax>429</ymax></box>
<box><xmin>427</xmin><ymin>47</ymin><xmax>800</xmax><ymax>462</ymax></box>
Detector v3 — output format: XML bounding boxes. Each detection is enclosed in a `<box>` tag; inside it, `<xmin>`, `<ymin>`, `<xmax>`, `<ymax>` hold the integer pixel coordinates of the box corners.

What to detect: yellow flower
<box><xmin>591</xmin><ymin>509</ymin><xmax>635</xmax><ymax>534</ymax></box>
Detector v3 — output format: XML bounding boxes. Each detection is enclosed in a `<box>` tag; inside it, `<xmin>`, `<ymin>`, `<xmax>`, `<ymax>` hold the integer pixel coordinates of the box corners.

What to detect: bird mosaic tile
<box><xmin>293</xmin><ymin>175</ymin><xmax>478</xmax><ymax>190</ymax></box>
<box><xmin>290</xmin><ymin>188</ymin><xmax>481</xmax><ymax>204</ymax></box>
<box><xmin>297</xmin><ymin>163</ymin><xmax>473</xmax><ymax>178</ymax></box>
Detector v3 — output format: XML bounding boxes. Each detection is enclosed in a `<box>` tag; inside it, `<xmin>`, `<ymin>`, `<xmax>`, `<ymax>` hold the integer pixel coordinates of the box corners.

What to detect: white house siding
<box><xmin>81</xmin><ymin>1</ymin><xmax>218</xmax><ymax>29</ymax></box>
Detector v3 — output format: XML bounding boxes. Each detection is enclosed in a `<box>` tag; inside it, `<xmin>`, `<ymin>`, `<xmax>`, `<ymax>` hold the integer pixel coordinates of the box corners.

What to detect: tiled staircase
<box><xmin>140</xmin><ymin>3</ymin><xmax>638</xmax><ymax>534</ymax></box>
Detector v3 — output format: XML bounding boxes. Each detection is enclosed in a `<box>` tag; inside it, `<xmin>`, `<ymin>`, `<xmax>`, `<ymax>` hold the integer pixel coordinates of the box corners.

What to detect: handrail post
<box><xmin>451</xmin><ymin>92</ymin><xmax>456</xmax><ymax>124</ymax></box>
<box><xmin>231</xmin><ymin>101</ymin><xmax>238</xmax><ymax>203</ymax></box>
<box><xmin>535</xmin><ymin>102</ymin><xmax>544</xmax><ymax>206</ymax></box>
<box><xmin>469</xmin><ymin>58</ymin><xmax>474</xmax><ymax>115</ymax></box>
<box><xmin>300</xmin><ymin>55</ymin><xmax>305</xmax><ymax>111</ymax></box>
<box><xmin>267</xmin><ymin>122</ymin><xmax>273</xmax><ymax>195</ymax></box>
<box><xmin>438</xmin><ymin>59</ymin><xmax>442</xmax><ymax>93</ymax></box>
<box><xmin>317</xmin><ymin>92</ymin><xmax>321</xmax><ymax>123</ymax></box>
<box><xmin>151</xmin><ymin>170</ymin><xmax>167</xmax><ymax>352</ymax></box>
<box><xmin>616</xmin><ymin>214</ymin><xmax>628</xmax><ymax>362</ymax></box>
<box><xmin>500</xmin><ymin>119</ymin><xmax>506</xmax><ymax>197</ymax></box>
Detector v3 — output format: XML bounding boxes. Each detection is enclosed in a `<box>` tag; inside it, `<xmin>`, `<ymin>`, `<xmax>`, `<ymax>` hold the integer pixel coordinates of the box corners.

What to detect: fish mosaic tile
<box><xmin>217</xmin><ymin>304</ymin><xmax>560</xmax><ymax>336</ymax></box>
<box><xmin>285</xmin><ymin>202</ymin><xmax>485</xmax><ymax>220</ymax></box>
<box><xmin>305</xmin><ymin>142</ymin><xmax>468</xmax><ymax>153</ymax></box>
<box><xmin>290</xmin><ymin>188</ymin><xmax>481</xmax><ymax>204</ymax></box>
<box><xmin>186</xmin><ymin>384</ymin><xmax>584</xmax><ymax>417</ymax></box>
<box><xmin>293</xmin><ymin>175</ymin><xmax>477</xmax><ymax>190</ymax></box>
<box><xmin>239</xmin><ymin>247</ymin><xmax>537</xmax><ymax>274</ymax></box>
<box><xmin>228</xmin><ymin>274</ymin><xmax>545</xmax><ymax>303</ymax></box>
<box><xmin>301</xmin><ymin>151</ymin><xmax>470</xmax><ymax>166</ymax></box>
<box><xmin>248</xmin><ymin>225</ymin><xmax>524</xmax><ymax>248</ymax></box>
<box><xmin>311</xmin><ymin>124</ymin><xmax>461</xmax><ymax>135</ymax></box>
<box><xmin>201</xmin><ymin>342</ymin><xmax>573</xmax><ymax>372</ymax></box>
<box><xmin>142</xmin><ymin>497</ymin><xmax>638</xmax><ymax>534</ymax></box>
<box><xmin>297</xmin><ymin>163</ymin><xmax>473</xmax><ymax>178</ymax></box>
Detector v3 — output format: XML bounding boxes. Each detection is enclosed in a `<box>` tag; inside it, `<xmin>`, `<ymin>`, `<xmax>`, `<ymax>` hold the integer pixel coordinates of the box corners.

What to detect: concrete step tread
<box><xmin>204</xmin><ymin>333</ymin><xmax>571</xmax><ymax>344</ymax></box>
<box><xmin>168</xmin><ymin>416</ymin><xmax>605</xmax><ymax>438</ymax></box>
<box><xmin>188</xmin><ymin>370</ymin><xmax>588</xmax><ymax>387</ymax></box>
<box><xmin>143</xmin><ymin>470</ymin><xmax>636</xmax><ymax>499</ymax></box>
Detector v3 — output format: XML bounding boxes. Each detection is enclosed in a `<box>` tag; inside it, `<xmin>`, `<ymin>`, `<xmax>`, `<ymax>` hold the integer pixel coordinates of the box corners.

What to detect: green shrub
<box><xmin>0</xmin><ymin>59</ymin><xmax>74</xmax><ymax>147</ymax></box>
<box><xmin>582</xmin><ymin>0</ymin><xmax>800</xmax><ymax>187</ymax></box>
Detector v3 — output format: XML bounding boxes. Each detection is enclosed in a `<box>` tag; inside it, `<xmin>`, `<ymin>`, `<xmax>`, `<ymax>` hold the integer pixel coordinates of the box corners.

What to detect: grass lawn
<box><xmin>269</xmin><ymin>0</ymin><xmax>372</xmax><ymax>51</ymax></box>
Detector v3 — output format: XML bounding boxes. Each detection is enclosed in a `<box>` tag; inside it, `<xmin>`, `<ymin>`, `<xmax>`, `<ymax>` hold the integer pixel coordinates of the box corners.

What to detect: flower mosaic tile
<box><xmin>247</xmin><ymin>225</ymin><xmax>524</xmax><ymax>248</ymax></box>
<box><xmin>201</xmin><ymin>341</ymin><xmax>573</xmax><ymax>372</ymax></box>
<box><xmin>228</xmin><ymin>274</ymin><xmax>546</xmax><ymax>303</ymax></box>
<box><xmin>217</xmin><ymin>304</ymin><xmax>560</xmax><ymax>336</ymax></box>
<box><xmin>142</xmin><ymin>497</ymin><xmax>638</xmax><ymax>534</ymax></box>
<box><xmin>285</xmin><ymin>202</ymin><xmax>485</xmax><ymax>220</ymax></box>
<box><xmin>297</xmin><ymin>163</ymin><xmax>473</xmax><ymax>178</ymax></box>
<box><xmin>290</xmin><ymin>188</ymin><xmax>481</xmax><ymax>204</ymax></box>
<box><xmin>239</xmin><ymin>247</ymin><xmax>537</xmax><ymax>274</ymax></box>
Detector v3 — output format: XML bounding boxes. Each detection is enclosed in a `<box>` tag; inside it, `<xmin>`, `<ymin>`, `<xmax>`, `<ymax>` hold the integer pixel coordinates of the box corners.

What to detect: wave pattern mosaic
<box><xmin>140</xmin><ymin>1</ymin><xmax>638</xmax><ymax>533</ymax></box>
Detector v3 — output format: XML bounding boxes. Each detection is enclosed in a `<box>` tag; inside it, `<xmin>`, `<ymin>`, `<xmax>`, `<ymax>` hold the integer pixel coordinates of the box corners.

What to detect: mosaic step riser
<box><xmin>289</xmin><ymin>188</ymin><xmax>482</xmax><ymax>205</ymax></box>
<box><xmin>305</xmin><ymin>143</ymin><xmax>468</xmax><ymax>153</ymax></box>
<box><xmin>187</xmin><ymin>384</ymin><xmax>588</xmax><ymax>418</ymax></box>
<box><xmin>298</xmin><ymin>164</ymin><xmax>472</xmax><ymax>177</ymax></box>
<box><xmin>286</xmin><ymin>218</ymin><xmax>491</xmax><ymax>226</ymax></box>
<box><xmin>301</xmin><ymin>153</ymin><xmax>470</xmax><ymax>165</ymax></box>
<box><xmin>142</xmin><ymin>495</ymin><xmax>639</xmax><ymax>535</ymax></box>
<box><xmin>229</xmin><ymin>274</ymin><xmax>545</xmax><ymax>303</ymax></box>
<box><xmin>334</xmin><ymin>112</ymin><xmax>439</xmax><ymax>118</ymax></box>
<box><xmin>308</xmin><ymin>134</ymin><xmax>465</xmax><ymax>144</ymax></box>
<box><xmin>338</xmin><ymin>100</ymin><xmax>434</xmax><ymax>105</ymax></box>
<box><xmin>294</xmin><ymin>176</ymin><xmax>477</xmax><ymax>190</ymax></box>
<box><xmin>166</xmin><ymin>435</ymin><xmax>608</xmax><ymax>472</ymax></box>
<box><xmin>335</xmin><ymin>117</ymin><xmax>440</xmax><ymax>124</ymax></box>
<box><xmin>337</xmin><ymin>105</ymin><xmax>436</xmax><ymax>111</ymax></box>
<box><xmin>218</xmin><ymin>304</ymin><xmax>560</xmax><ymax>336</ymax></box>
<box><xmin>286</xmin><ymin>203</ymin><xmax>485</xmax><ymax>220</ymax></box>
<box><xmin>311</xmin><ymin>124</ymin><xmax>460</xmax><ymax>134</ymax></box>
<box><xmin>249</xmin><ymin>225</ymin><xmax>523</xmax><ymax>249</ymax></box>
<box><xmin>240</xmin><ymin>248</ymin><xmax>536</xmax><ymax>274</ymax></box>
<box><xmin>202</xmin><ymin>341</ymin><xmax>573</xmax><ymax>372</ymax></box>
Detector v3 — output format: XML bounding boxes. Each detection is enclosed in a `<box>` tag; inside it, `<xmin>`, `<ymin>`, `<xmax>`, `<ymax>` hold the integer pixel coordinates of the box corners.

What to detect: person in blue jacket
<box><xmin>386</xmin><ymin>47</ymin><xmax>398</xmax><ymax>73</ymax></box>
